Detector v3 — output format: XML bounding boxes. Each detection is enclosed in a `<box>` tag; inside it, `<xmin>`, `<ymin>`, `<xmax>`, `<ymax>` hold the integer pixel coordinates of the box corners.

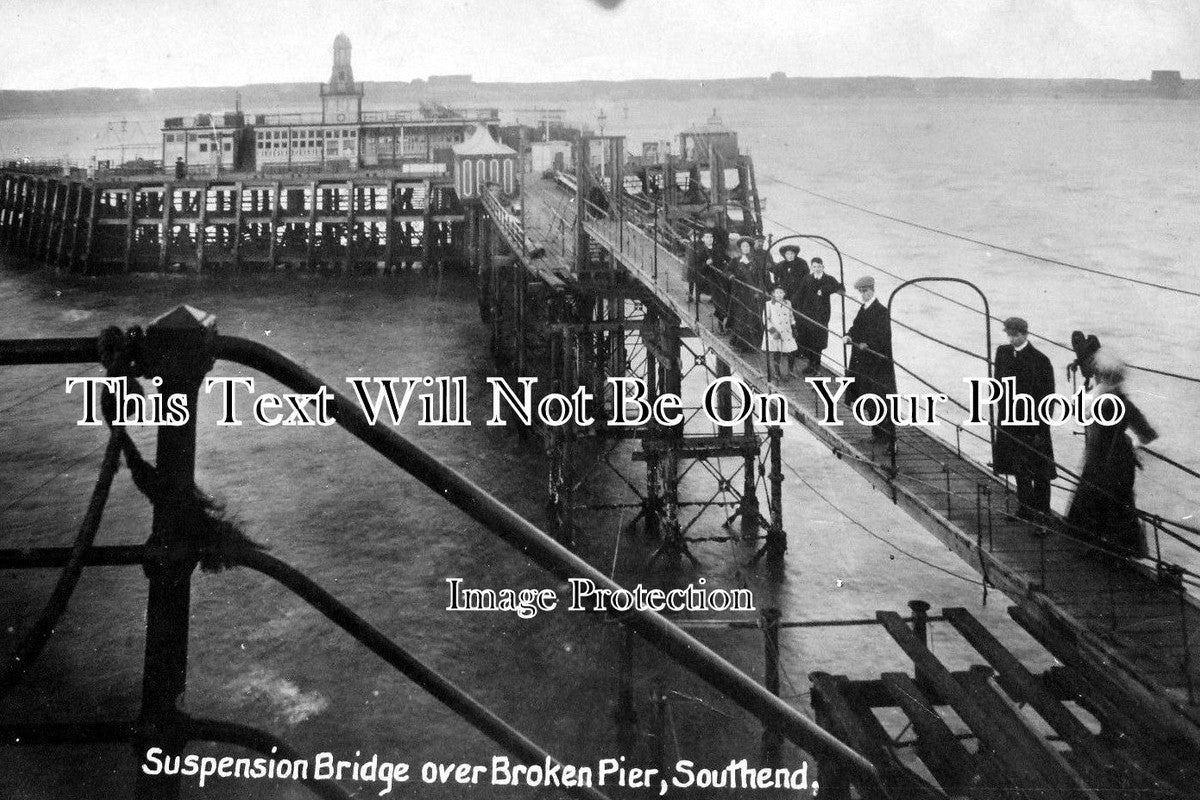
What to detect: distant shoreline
<box><xmin>0</xmin><ymin>75</ymin><xmax>1192</xmax><ymax>119</ymax></box>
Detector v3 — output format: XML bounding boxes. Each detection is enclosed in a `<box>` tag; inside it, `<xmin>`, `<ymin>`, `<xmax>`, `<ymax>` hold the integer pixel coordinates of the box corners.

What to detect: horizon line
<box><xmin>0</xmin><ymin>72</ymin><xmax>1186</xmax><ymax>94</ymax></box>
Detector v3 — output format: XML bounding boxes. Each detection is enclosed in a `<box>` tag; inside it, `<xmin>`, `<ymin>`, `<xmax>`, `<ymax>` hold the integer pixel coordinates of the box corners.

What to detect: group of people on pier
<box><xmin>686</xmin><ymin>227</ymin><xmax>1160</xmax><ymax>560</ymax></box>
<box><xmin>990</xmin><ymin>317</ymin><xmax>1158</xmax><ymax>558</ymax></box>
<box><xmin>686</xmin><ymin>231</ymin><xmax>847</xmax><ymax>378</ymax></box>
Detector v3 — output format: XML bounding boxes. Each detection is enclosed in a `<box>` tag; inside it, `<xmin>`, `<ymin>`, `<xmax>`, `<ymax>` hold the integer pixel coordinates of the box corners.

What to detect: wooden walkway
<box><xmin>499</xmin><ymin>175</ymin><xmax>1200</xmax><ymax>753</ymax></box>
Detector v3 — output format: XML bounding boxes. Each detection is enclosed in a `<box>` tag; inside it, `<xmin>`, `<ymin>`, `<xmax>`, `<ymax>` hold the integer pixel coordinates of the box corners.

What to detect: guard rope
<box><xmin>0</xmin><ymin>327</ymin><xmax>140</xmax><ymax>701</ymax></box>
<box><xmin>763</xmin><ymin>173</ymin><xmax>1200</xmax><ymax>300</ymax></box>
<box><xmin>656</xmin><ymin>230</ymin><xmax>1200</xmax><ymax>547</ymax></box>
<box><xmin>760</xmin><ymin>210</ymin><xmax>1200</xmax><ymax>386</ymax></box>
<box><xmin>579</xmin><ymin>185</ymin><xmax>1200</xmax><ymax>568</ymax></box>
<box><xmin>0</xmin><ymin>325</ymin><xmax>267</xmax><ymax>700</ymax></box>
<box><xmin>0</xmin><ymin>434</ymin><xmax>121</xmax><ymax>701</ymax></box>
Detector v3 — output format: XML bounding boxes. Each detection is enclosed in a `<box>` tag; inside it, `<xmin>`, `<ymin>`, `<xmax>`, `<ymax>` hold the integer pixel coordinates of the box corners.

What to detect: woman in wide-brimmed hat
<box><xmin>768</xmin><ymin>244</ymin><xmax>807</xmax><ymax>302</ymax></box>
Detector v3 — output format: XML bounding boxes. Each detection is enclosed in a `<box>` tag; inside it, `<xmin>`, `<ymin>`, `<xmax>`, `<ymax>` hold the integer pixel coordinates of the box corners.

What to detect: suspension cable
<box><xmin>580</xmin><ymin>181</ymin><xmax>1200</xmax><ymax>517</ymax></box>
<box><xmin>763</xmin><ymin>173</ymin><xmax>1200</xmax><ymax>300</ymax></box>
<box><xmin>760</xmin><ymin>211</ymin><xmax>1200</xmax><ymax>387</ymax></box>
<box><xmin>0</xmin><ymin>433</ymin><xmax>121</xmax><ymax>701</ymax></box>
<box><xmin>708</xmin><ymin>263</ymin><xmax>1200</xmax><ymax>541</ymax></box>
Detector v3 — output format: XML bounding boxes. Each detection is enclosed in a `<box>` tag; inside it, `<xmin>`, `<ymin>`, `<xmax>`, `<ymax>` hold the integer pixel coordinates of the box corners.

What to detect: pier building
<box><xmin>160</xmin><ymin>34</ymin><xmax>499</xmax><ymax>177</ymax></box>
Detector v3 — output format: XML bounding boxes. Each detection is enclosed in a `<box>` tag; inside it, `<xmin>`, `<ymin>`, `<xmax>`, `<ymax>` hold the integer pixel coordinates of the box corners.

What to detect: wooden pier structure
<box><xmin>466</xmin><ymin>137</ymin><xmax>1200</xmax><ymax>795</ymax></box>
<box><xmin>0</xmin><ymin>165</ymin><xmax>466</xmax><ymax>274</ymax></box>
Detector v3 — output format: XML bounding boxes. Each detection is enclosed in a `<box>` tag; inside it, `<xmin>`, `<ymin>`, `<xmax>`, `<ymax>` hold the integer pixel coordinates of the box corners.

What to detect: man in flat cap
<box><xmin>752</xmin><ymin>233</ymin><xmax>773</xmax><ymax>283</ymax></box>
<box><xmin>992</xmin><ymin>316</ymin><xmax>1057</xmax><ymax>521</ymax></box>
<box><xmin>844</xmin><ymin>275</ymin><xmax>896</xmax><ymax>444</ymax></box>
<box><xmin>687</xmin><ymin>229</ymin><xmax>722</xmax><ymax>305</ymax></box>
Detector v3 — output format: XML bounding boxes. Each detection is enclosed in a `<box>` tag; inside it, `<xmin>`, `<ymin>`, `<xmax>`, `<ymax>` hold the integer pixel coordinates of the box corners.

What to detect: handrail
<box><xmin>0</xmin><ymin>332</ymin><xmax>885</xmax><ymax>790</ymax></box>
<box><xmin>601</xmin><ymin>205</ymin><xmax>1200</xmax><ymax>538</ymax></box>
<box><xmin>215</xmin><ymin>334</ymin><xmax>883</xmax><ymax>784</ymax></box>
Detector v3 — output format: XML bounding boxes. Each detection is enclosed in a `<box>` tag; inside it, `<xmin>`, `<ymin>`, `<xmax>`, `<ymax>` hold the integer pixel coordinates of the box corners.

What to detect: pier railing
<box><xmin>494</xmin><ymin>178</ymin><xmax>1200</xmax><ymax>733</ymax></box>
<box><xmin>0</xmin><ymin>306</ymin><xmax>888</xmax><ymax>798</ymax></box>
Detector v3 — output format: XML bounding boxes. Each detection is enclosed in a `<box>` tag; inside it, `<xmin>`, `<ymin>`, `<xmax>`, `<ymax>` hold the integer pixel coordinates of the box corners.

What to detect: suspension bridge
<box><xmin>2</xmin><ymin>124</ymin><xmax>1200</xmax><ymax>798</ymax></box>
<box><xmin>464</xmin><ymin>132</ymin><xmax>1200</xmax><ymax>795</ymax></box>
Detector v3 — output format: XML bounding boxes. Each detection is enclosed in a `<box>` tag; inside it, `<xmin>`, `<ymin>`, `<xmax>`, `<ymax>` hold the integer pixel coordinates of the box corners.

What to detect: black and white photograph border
<box><xmin>1</xmin><ymin>1</ymin><xmax>1199</xmax><ymax>797</ymax></box>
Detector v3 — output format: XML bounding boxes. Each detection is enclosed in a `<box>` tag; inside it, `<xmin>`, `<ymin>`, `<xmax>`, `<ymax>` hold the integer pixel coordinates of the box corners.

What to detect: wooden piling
<box><xmin>124</xmin><ymin>187</ymin><xmax>136</xmax><ymax>272</ymax></box>
<box><xmin>232</xmin><ymin>181</ymin><xmax>243</xmax><ymax>271</ymax></box>
<box><xmin>83</xmin><ymin>186</ymin><xmax>98</xmax><ymax>274</ymax></box>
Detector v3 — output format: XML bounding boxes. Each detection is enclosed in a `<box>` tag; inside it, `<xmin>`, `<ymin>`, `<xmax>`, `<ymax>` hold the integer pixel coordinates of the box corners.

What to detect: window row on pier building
<box><xmin>158</xmin><ymin>33</ymin><xmax>512</xmax><ymax>188</ymax></box>
<box><xmin>161</xmin><ymin>115</ymin><xmax>500</xmax><ymax>177</ymax></box>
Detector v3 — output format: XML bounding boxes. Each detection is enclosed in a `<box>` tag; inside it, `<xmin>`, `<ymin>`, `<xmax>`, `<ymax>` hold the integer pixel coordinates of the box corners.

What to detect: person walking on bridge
<box><xmin>752</xmin><ymin>234</ymin><xmax>772</xmax><ymax>278</ymax></box>
<box><xmin>710</xmin><ymin>233</ymin><xmax>734</xmax><ymax>332</ymax></box>
<box><xmin>844</xmin><ymin>276</ymin><xmax>896</xmax><ymax>445</ymax></box>
<box><xmin>794</xmin><ymin>257</ymin><xmax>845</xmax><ymax>375</ymax></box>
<box><xmin>1066</xmin><ymin>353</ymin><xmax>1157</xmax><ymax>557</ymax></box>
<box><xmin>728</xmin><ymin>236</ymin><xmax>764</xmax><ymax>351</ymax></box>
<box><xmin>991</xmin><ymin>316</ymin><xmax>1057</xmax><ymax>521</ymax></box>
<box><xmin>688</xmin><ymin>229</ymin><xmax>719</xmax><ymax>305</ymax></box>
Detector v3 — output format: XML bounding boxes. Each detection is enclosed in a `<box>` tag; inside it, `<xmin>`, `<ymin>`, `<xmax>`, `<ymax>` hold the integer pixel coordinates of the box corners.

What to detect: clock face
<box><xmin>326</xmin><ymin>96</ymin><xmax>356</xmax><ymax>124</ymax></box>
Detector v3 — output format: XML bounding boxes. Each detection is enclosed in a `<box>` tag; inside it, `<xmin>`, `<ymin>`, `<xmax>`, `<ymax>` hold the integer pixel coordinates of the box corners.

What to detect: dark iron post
<box><xmin>740</xmin><ymin>417</ymin><xmax>759</xmax><ymax>540</ymax></box>
<box><xmin>760</xmin><ymin>607</ymin><xmax>783</xmax><ymax>765</ymax></box>
<box><xmin>908</xmin><ymin>599</ymin><xmax>933</xmax><ymax>697</ymax></box>
<box><xmin>715</xmin><ymin>358</ymin><xmax>733</xmax><ymax>440</ymax></box>
<box><xmin>614</xmin><ymin>627</ymin><xmax>639</xmax><ymax>755</ymax></box>
<box><xmin>651</xmin><ymin>679</ymin><xmax>668</xmax><ymax>776</ymax></box>
<box><xmin>135</xmin><ymin>305</ymin><xmax>216</xmax><ymax>800</ymax></box>
<box><xmin>1161</xmin><ymin>565</ymin><xmax>1195</xmax><ymax>704</ymax></box>
<box><xmin>907</xmin><ymin>599</ymin><xmax>930</xmax><ymax>646</ymax></box>
<box><xmin>766</xmin><ymin>426</ymin><xmax>785</xmax><ymax>559</ymax></box>
<box><xmin>652</xmin><ymin>196</ymin><xmax>659</xmax><ymax>282</ymax></box>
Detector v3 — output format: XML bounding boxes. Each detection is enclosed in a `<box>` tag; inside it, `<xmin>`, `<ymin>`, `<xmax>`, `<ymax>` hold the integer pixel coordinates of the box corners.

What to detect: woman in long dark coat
<box><xmin>727</xmin><ymin>237</ymin><xmax>764</xmax><ymax>351</ymax></box>
<box><xmin>793</xmin><ymin>257</ymin><xmax>845</xmax><ymax>374</ymax></box>
<box><xmin>1066</xmin><ymin>356</ymin><xmax>1158</xmax><ymax>557</ymax></box>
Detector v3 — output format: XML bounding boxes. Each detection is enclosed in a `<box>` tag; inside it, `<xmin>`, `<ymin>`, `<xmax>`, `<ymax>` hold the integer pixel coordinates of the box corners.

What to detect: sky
<box><xmin>1</xmin><ymin>0</ymin><xmax>1198</xmax><ymax>90</ymax></box>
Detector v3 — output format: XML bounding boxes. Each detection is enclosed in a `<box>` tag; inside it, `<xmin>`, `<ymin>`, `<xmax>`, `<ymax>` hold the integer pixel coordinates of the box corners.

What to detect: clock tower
<box><xmin>320</xmin><ymin>33</ymin><xmax>364</xmax><ymax>124</ymax></box>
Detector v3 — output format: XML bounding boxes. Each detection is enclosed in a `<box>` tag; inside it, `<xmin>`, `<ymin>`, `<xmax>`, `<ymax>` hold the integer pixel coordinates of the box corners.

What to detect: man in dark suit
<box><xmin>687</xmin><ymin>230</ymin><xmax>718</xmax><ymax>304</ymax></box>
<box><xmin>991</xmin><ymin>316</ymin><xmax>1057</xmax><ymax>520</ymax></box>
<box><xmin>751</xmin><ymin>234</ymin><xmax>772</xmax><ymax>284</ymax></box>
<box><xmin>844</xmin><ymin>276</ymin><xmax>896</xmax><ymax>444</ymax></box>
<box><xmin>794</xmin><ymin>256</ymin><xmax>845</xmax><ymax>374</ymax></box>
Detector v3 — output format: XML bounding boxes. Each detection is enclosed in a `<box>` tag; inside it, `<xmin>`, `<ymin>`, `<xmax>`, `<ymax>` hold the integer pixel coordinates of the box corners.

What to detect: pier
<box><xmin>2</xmin><ymin>122</ymin><xmax>1199</xmax><ymax>797</ymax></box>
<box><xmin>465</xmin><ymin>136</ymin><xmax>1200</xmax><ymax>794</ymax></box>
<box><xmin>0</xmin><ymin>165</ymin><xmax>465</xmax><ymax>274</ymax></box>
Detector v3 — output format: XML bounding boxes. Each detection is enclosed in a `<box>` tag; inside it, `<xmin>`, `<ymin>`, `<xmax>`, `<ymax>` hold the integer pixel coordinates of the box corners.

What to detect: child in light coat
<box><xmin>762</xmin><ymin>286</ymin><xmax>798</xmax><ymax>379</ymax></box>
